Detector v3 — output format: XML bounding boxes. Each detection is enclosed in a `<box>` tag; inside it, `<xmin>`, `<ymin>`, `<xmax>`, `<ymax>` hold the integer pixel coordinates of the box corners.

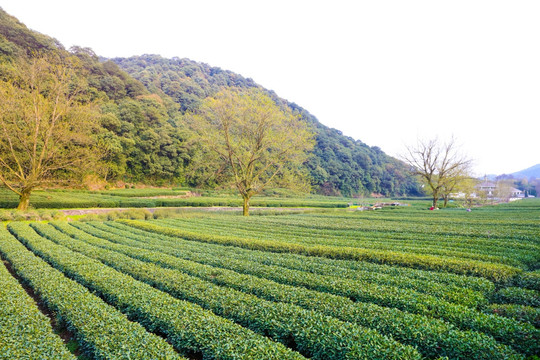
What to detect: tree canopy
<box><xmin>0</xmin><ymin>55</ymin><xmax>102</xmax><ymax>209</ymax></box>
<box><xmin>113</xmin><ymin>54</ymin><xmax>422</xmax><ymax>197</ymax></box>
<box><xmin>403</xmin><ymin>137</ymin><xmax>472</xmax><ymax>208</ymax></box>
<box><xmin>0</xmin><ymin>9</ymin><xmax>423</xmax><ymax>201</ymax></box>
<box><xmin>188</xmin><ymin>88</ymin><xmax>314</xmax><ymax>215</ymax></box>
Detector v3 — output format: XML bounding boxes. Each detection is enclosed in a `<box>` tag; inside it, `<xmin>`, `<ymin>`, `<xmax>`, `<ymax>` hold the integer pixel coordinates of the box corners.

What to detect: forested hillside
<box><xmin>0</xmin><ymin>9</ymin><xmax>191</xmax><ymax>184</ymax></box>
<box><xmin>113</xmin><ymin>55</ymin><xmax>422</xmax><ymax>196</ymax></box>
<box><xmin>0</xmin><ymin>8</ymin><xmax>421</xmax><ymax>196</ymax></box>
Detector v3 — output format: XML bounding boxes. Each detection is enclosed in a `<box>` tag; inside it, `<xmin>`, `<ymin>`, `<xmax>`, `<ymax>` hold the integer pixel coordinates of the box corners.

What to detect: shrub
<box><xmin>0</xmin><ymin>226</ymin><xmax>184</xmax><ymax>360</ymax></box>
<box><xmin>36</xmin><ymin>222</ymin><xmax>421</xmax><ymax>360</ymax></box>
<box><xmin>10</xmin><ymin>223</ymin><xmax>306</xmax><ymax>360</ymax></box>
<box><xmin>0</xmin><ymin>257</ymin><xmax>75</xmax><ymax>359</ymax></box>
<box><xmin>493</xmin><ymin>287</ymin><xmax>540</xmax><ymax>307</ymax></box>
<box><xmin>487</xmin><ymin>304</ymin><xmax>540</xmax><ymax>328</ymax></box>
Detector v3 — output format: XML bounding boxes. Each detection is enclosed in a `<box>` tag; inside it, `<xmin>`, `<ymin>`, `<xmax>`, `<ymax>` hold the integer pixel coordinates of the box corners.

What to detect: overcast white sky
<box><xmin>3</xmin><ymin>1</ymin><xmax>539</xmax><ymax>175</ymax></box>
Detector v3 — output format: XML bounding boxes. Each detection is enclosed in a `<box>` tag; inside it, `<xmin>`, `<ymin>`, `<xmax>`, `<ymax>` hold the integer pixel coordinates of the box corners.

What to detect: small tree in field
<box><xmin>188</xmin><ymin>88</ymin><xmax>314</xmax><ymax>216</ymax></box>
<box><xmin>403</xmin><ymin>137</ymin><xmax>472</xmax><ymax>208</ymax></box>
<box><xmin>0</xmin><ymin>55</ymin><xmax>102</xmax><ymax>210</ymax></box>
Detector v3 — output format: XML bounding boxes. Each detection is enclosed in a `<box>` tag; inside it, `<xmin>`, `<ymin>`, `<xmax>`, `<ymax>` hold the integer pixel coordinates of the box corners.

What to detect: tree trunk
<box><xmin>242</xmin><ymin>195</ymin><xmax>250</xmax><ymax>216</ymax></box>
<box><xmin>17</xmin><ymin>188</ymin><xmax>32</xmax><ymax>211</ymax></box>
<box><xmin>432</xmin><ymin>193</ymin><xmax>439</xmax><ymax>209</ymax></box>
<box><xmin>443</xmin><ymin>195</ymin><xmax>449</xmax><ymax>208</ymax></box>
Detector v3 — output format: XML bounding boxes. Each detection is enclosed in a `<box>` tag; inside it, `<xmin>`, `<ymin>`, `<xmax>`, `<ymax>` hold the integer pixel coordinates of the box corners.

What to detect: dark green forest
<box><xmin>0</xmin><ymin>8</ymin><xmax>422</xmax><ymax>197</ymax></box>
<box><xmin>113</xmin><ymin>55</ymin><xmax>422</xmax><ymax>196</ymax></box>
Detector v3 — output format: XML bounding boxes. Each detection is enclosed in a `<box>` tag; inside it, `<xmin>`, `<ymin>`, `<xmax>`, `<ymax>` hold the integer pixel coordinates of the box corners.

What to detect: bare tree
<box><xmin>403</xmin><ymin>137</ymin><xmax>472</xmax><ymax>208</ymax></box>
<box><xmin>0</xmin><ymin>55</ymin><xmax>102</xmax><ymax>210</ymax></box>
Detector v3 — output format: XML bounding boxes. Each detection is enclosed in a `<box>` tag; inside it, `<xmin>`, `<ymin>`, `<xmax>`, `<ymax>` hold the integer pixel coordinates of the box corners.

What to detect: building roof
<box><xmin>478</xmin><ymin>181</ymin><xmax>497</xmax><ymax>188</ymax></box>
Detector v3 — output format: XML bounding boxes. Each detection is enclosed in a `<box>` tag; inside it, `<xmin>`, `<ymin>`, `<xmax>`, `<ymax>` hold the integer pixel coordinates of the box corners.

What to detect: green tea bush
<box><xmin>0</xmin><ymin>256</ymin><xmax>75</xmax><ymax>360</ymax></box>
<box><xmin>0</xmin><ymin>226</ymin><xmax>184</xmax><ymax>360</ymax></box>
<box><xmin>0</xmin><ymin>210</ymin><xmax>13</xmax><ymax>221</ymax></box>
<box><xmin>9</xmin><ymin>223</ymin><xmax>305</xmax><ymax>360</ymax></box>
<box><xmin>36</xmin><ymin>222</ymin><xmax>421</xmax><ymax>360</ymax></box>
<box><xmin>514</xmin><ymin>271</ymin><xmax>540</xmax><ymax>291</ymax></box>
<box><xmin>67</xmin><ymin>221</ymin><xmax>524</xmax><ymax>360</ymax></box>
<box><xmin>493</xmin><ymin>287</ymin><xmax>540</xmax><ymax>307</ymax></box>
<box><xmin>121</xmin><ymin>220</ymin><xmax>523</xmax><ymax>283</ymax></box>
<box><xmin>0</xmin><ymin>209</ymin><xmax>66</xmax><ymax>222</ymax></box>
<box><xmin>487</xmin><ymin>304</ymin><xmax>540</xmax><ymax>328</ymax></box>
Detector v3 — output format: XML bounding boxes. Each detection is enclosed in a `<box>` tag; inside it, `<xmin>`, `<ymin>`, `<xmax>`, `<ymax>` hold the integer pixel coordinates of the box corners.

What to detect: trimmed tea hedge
<box><xmin>120</xmin><ymin>220</ymin><xmax>523</xmax><ymax>283</ymax></box>
<box><xmin>0</xmin><ymin>226</ymin><xmax>184</xmax><ymax>360</ymax></box>
<box><xmin>105</xmin><ymin>221</ymin><xmax>496</xmax><ymax>295</ymax></box>
<box><xmin>35</xmin><ymin>222</ymin><xmax>420</xmax><ymax>360</ymax></box>
<box><xmin>7</xmin><ymin>223</ymin><xmax>306</xmax><ymax>360</ymax></box>
<box><xmin>486</xmin><ymin>304</ymin><xmax>540</xmax><ymax>328</ymax></box>
<box><xmin>62</xmin><ymin>221</ymin><xmax>524</xmax><ymax>360</ymax></box>
<box><xmin>493</xmin><ymin>287</ymin><xmax>540</xmax><ymax>307</ymax></box>
<box><xmin>0</xmin><ymin>254</ymin><xmax>75</xmax><ymax>360</ymax></box>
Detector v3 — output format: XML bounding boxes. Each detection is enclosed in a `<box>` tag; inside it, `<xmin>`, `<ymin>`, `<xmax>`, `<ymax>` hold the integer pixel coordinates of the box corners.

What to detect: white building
<box><xmin>477</xmin><ymin>180</ymin><xmax>497</xmax><ymax>197</ymax></box>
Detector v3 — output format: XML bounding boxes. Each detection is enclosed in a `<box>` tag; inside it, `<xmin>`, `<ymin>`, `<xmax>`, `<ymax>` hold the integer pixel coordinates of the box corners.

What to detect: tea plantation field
<box><xmin>0</xmin><ymin>187</ymin><xmax>352</xmax><ymax>210</ymax></box>
<box><xmin>1</xmin><ymin>200</ymin><xmax>539</xmax><ymax>359</ymax></box>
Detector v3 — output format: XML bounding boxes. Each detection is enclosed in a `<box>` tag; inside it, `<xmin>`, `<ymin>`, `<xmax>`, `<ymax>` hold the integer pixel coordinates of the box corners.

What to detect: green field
<box><xmin>1</xmin><ymin>199</ymin><xmax>539</xmax><ymax>359</ymax></box>
<box><xmin>0</xmin><ymin>187</ymin><xmax>356</xmax><ymax>210</ymax></box>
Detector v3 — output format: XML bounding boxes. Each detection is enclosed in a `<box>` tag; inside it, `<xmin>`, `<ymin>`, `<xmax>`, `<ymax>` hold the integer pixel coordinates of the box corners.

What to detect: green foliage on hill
<box><xmin>113</xmin><ymin>55</ymin><xmax>422</xmax><ymax>196</ymax></box>
<box><xmin>0</xmin><ymin>8</ymin><xmax>421</xmax><ymax>197</ymax></box>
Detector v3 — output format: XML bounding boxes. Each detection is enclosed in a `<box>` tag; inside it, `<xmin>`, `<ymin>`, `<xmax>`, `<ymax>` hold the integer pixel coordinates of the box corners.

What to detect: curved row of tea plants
<box><xmin>56</xmin><ymin>221</ymin><xmax>525</xmax><ymax>359</ymax></box>
<box><xmin>0</xmin><ymin>254</ymin><xmax>75</xmax><ymax>360</ymax></box>
<box><xmin>35</xmin><ymin>222</ymin><xmax>420</xmax><ymax>360</ymax></box>
<box><xmin>155</xmin><ymin>215</ymin><xmax>539</xmax><ymax>269</ymax></box>
<box><xmin>7</xmin><ymin>223</ymin><xmax>304</xmax><ymax>360</ymax></box>
<box><xmin>171</xmin><ymin>213</ymin><xmax>539</xmax><ymax>289</ymax></box>
<box><xmin>0</xmin><ymin>227</ymin><xmax>184</xmax><ymax>360</ymax></box>
<box><xmin>65</xmin><ymin>221</ymin><xmax>539</xmax><ymax>356</ymax></box>
<box><xmin>486</xmin><ymin>303</ymin><xmax>540</xmax><ymax>328</ymax></box>
<box><xmin>83</xmin><ymin>221</ymin><xmax>488</xmax><ymax>308</ymax></box>
<box><xmin>121</xmin><ymin>220</ymin><xmax>523</xmax><ymax>284</ymax></box>
<box><xmin>104</xmin><ymin>221</ymin><xmax>495</xmax><ymax>294</ymax></box>
<box><xmin>155</xmin><ymin>220</ymin><xmax>533</xmax><ymax>269</ymax></box>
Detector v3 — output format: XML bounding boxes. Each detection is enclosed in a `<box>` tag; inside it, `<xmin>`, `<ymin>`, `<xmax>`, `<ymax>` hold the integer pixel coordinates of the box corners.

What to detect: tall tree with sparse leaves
<box><xmin>0</xmin><ymin>55</ymin><xmax>102</xmax><ymax>210</ymax></box>
<box><xmin>188</xmin><ymin>88</ymin><xmax>314</xmax><ymax>215</ymax></box>
<box><xmin>403</xmin><ymin>137</ymin><xmax>472</xmax><ymax>208</ymax></box>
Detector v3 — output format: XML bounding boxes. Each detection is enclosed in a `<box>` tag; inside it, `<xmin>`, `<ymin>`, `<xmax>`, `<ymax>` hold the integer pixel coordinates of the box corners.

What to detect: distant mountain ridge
<box><xmin>512</xmin><ymin>164</ymin><xmax>540</xmax><ymax>179</ymax></box>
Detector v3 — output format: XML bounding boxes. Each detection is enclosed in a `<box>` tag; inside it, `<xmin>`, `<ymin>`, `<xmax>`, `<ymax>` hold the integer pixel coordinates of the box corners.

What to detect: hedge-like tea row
<box><xmin>169</xmin><ymin>212</ymin><xmax>538</xmax><ymax>269</ymax></box>
<box><xmin>125</xmin><ymin>220</ymin><xmax>488</xmax><ymax>307</ymax></box>
<box><xmin>86</xmin><ymin>221</ymin><xmax>487</xmax><ymax>308</ymax></box>
<box><xmin>166</xmin><ymin>212</ymin><xmax>539</xmax><ymax>250</ymax></box>
<box><xmin>513</xmin><ymin>271</ymin><xmax>540</xmax><ymax>291</ymax></box>
<box><xmin>250</xmin><ymin>212</ymin><xmax>540</xmax><ymax>244</ymax></box>
<box><xmin>7</xmin><ymin>223</ymin><xmax>304</xmax><ymax>360</ymax></box>
<box><xmin>67</xmin><ymin>221</ymin><xmax>539</xmax><ymax>356</ymax></box>
<box><xmin>0</xmin><ymin>226</ymin><xmax>183</xmax><ymax>360</ymax></box>
<box><xmin>106</xmin><ymin>221</ymin><xmax>496</xmax><ymax>295</ymax></box>
<box><xmin>493</xmin><ymin>287</ymin><xmax>540</xmax><ymax>307</ymax></box>
<box><xmin>486</xmin><ymin>304</ymin><xmax>540</xmax><ymax>328</ymax></box>
<box><xmin>99</xmin><ymin>189</ymin><xmax>186</xmax><ymax>197</ymax></box>
<box><xmin>120</xmin><ymin>220</ymin><xmax>522</xmax><ymax>283</ymax></box>
<box><xmin>157</xmin><ymin>217</ymin><xmax>536</xmax><ymax>269</ymax></box>
<box><xmin>63</xmin><ymin>222</ymin><xmax>525</xmax><ymax>360</ymax></box>
<box><xmin>0</xmin><ymin>254</ymin><xmax>75</xmax><ymax>360</ymax></box>
<box><xmin>0</xmin><ymin>187</ymin><xmax>349</xmax><ymax>209</ymax></box>
<box><xmin>35</xmin><ymin>223</ymin><xmax>420</xmax><ymax>360</ymax></box>
<box><xmin>73</xmin><ymin>223</ymin><xmax>486</xmax><ymax>310</ymax></box>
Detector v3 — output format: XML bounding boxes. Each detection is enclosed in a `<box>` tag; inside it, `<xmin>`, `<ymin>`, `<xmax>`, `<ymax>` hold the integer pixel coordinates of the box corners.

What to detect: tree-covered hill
<box><xmin>113</xmin><ymin>55</ymin><xmax>422</xmax><ymax>196</ymax></box>
<box><xmin>0</xmin><ymin>8</ymin><xmax>421</xmax><ymax>196</ymax></box>
<box><xmin>0</xmin><ymin>9</ymin><xmax>191</xmax><ymax>185</ymax></box>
